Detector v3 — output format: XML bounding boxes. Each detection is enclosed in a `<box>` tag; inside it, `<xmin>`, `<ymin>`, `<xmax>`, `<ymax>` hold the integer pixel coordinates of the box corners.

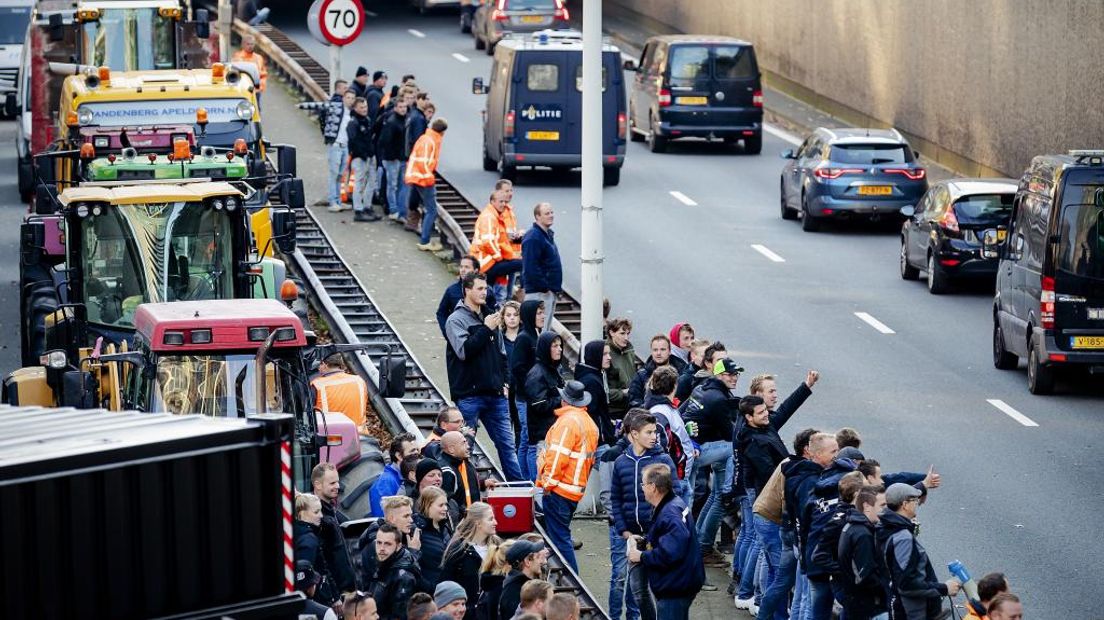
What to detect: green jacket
<box><xmin>606</xmin><ymin>340</ymin><xmax>639</xmax><ymax>417</ymax></box>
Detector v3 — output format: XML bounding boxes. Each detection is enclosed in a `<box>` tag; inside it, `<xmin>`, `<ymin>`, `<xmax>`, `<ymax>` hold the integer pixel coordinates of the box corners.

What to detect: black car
<box><xmin>987</xmin><ymin>150</ymin><xmax>1104</xmax><ymax>394</ymax></box>
<box><xmin>900</xmin><ymin>178</ymin><xmax>1017</xmax><ymax>293</ymax></box>
<box><xmin>624</xmin><ymin>35</ymin><xmax>763</xmax><ymax>154</ymax></box>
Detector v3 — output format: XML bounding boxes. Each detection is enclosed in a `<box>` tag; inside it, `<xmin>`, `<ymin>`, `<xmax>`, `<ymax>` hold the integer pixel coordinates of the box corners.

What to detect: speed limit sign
<box><xmin>307</xmin><ymin>0</ymin><xmax>365</xmax><ymax>47</ymax></box>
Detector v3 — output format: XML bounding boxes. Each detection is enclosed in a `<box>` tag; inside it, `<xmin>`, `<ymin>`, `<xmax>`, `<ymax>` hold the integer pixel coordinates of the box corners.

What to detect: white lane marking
<box><xmin>452</xmin><ymin>53</ymin><xmax>471</xmax><ymax>63</ymax></box>
<box><xmin>987</xmin><ymin>399</ymin><xmax>1039</xmax><ymax>427</ymax></box>
<box><xmin>854</xmin><ymin>312</ymin><xmax>895</xmax><ymax>334</ymax></box>
<box><xmin>408</xmin><ymin>29</ymin><xmax>426</xmax><ymax>38</ymax></box>
<box><xmin>764</xmin><ymin>123</ymin><xmax>802</xmax><ymax>146</ymax></box>
<box><xmin>751</xmin><ymin>244</ymin><xmax>786</xmax><ymax>263</ymax></box>
<box><xmin>669</xmin><ymin>190</ymin><xmax>697</xmax><ymax>206</ymax></box>
<box><xmin>365</xmin><ymin>10</ymin><xmax>378</xmax><ymax>17</ymax></box>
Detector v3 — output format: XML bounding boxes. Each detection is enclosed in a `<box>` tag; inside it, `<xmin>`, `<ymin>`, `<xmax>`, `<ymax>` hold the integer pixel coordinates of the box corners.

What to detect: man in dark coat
<box><xmin>439</xmin><ymin>430</ymin><xmax>491</xmax><ymax>516</ymax></box>
<box><xmin>627</xmin><ymin>334</ymin><xmax>687</xmax><ymax>408</ymax></box>
<box><xmin>311</xmin><ymin>463</ymin><xmax>357</xmax><ymax>594</ymax></box>
<box><xmin>521</xmin><ymin>202</ymin><xmax>562</xmax><ymax>333</ymax></box>
<box><xmin>507</xmin><ymin>299</ymin><xmax>543</xmax><ymax>479</ymax></box>
<box><xmin>523</xmin><ymin>332</ymin><xmax>565</xmax><ymax>450</ymax></box>
<box><xmin>573</xmin><ymin>340</ymin><xmax>616</xmax><ymax>447</ymax></box>
<box><xmin>497</xmin><ymin>540</ymin><xmax>548</xmax><ymax>620</ymax></box>
<box><xmin>376</xmin><ymin>97</ymin><xmax>410</xmax><ymax>221</ymax></box>
<box><xmin>365</xmin><ymin>523</ymin><xmax>421</xmax><ymax>620</ymax></box>
<box><xmin>837</xmin><ymin>487</ymin><xmax>890</xmax><ymax>620</ymax></box>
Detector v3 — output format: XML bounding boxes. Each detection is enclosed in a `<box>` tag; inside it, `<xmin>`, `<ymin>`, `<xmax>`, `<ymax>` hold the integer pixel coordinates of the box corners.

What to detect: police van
<box><xmin>472</xmin><ymin>29</ymin><xmax>627</xmax><ymax>186</ymax></box>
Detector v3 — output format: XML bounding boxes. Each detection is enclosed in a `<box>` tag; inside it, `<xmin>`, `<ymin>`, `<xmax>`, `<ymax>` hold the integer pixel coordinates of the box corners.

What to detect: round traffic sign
<box><xmin>307</xmin><ymin>0</ymin><xmax>364</xmax><ymax>47</ymax></box>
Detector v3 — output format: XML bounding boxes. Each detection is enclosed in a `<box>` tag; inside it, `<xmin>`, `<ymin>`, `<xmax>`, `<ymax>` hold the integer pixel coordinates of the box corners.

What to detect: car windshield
<box><xmin>82</xmin><ymin>8</ymin><xmax>176</xmax><ymax>70</ymax></box>
<box><xmin>147</xmin><ymin>353</ymin><xmax>287</xmax><ymax>417</ymax></box>
<box><xmin>953</xmin><ymin>193</ymin><xmax>1014</xmax><ymax>226</ymax></box>
<box><xmin>830</xmin><ymin>143</ymin><xmax>914</xmax><ymax>165</ymax></box>
<box><xmin>1056</xmin><ymin>186</ymin><xmax>1104</xmax><ymax>280</ymax></box>
<box><xmin>0</xmin><ymin>7</ymin><xmax>31</xmax><ymax>45</ymax></box>
<box><xmin>79</xmin><ymin>202</ymin><xmax>235</xmax><ymax>328</ymax></box>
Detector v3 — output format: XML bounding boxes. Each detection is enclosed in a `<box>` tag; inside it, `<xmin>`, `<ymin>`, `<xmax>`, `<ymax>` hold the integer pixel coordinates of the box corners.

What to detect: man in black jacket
<box><xmin>498</xmin><ymin>540</ymin><xmax>548</xmax><ymax>619</ymax></box>
<box><xmin>444</xmin><ymin>273</ymin><xmax>522</xmax><ymax>481</ymax></box>
<box><xmin>628</xmin><ymin>335</ymin><xmax>687</xmax><ymax>408</ymax></box>
<box><xmin>365</xmin><ymin>523</ymin><xmax>421</xmax><ymax>620</ymax></box>
<box><xmin>507</xmin><ymin>299</ymin><xmax>544</xmax><ymax>479</ymax></box>
<box><xmin>439</xmin><ymin>431</ymin><xmax>494</xmax><ymax>515</ymax></box>
<box><xmin>347</xmin><ymin>97</ymin><xmax>381</xmax><ymax>221</ymax></box>
<box><xmin>311</xmin><ymin>463</ymin><xmax>357</xmax><ymax>595</ymax></box>
<box><xmin>377</xmin><ymin>99</ymin><xmax>409</xmax><ymax>222</ymax></box>
<box><xmin>523</xmin><ymin>332</ymin><xmax>565</xmax><ymax>453</ymax></box>
<box><xmin>837</xmin><ymin>487</ymin><xmax>890</xmax><ymax>620</ymax></box>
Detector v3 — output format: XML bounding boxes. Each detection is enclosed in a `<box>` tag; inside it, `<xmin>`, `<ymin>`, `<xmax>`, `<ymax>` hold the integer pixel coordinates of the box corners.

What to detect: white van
<box><xmin>0</xmin><ymin>0</ymin><xmax>31</xmax><ymax>100</ymax></box>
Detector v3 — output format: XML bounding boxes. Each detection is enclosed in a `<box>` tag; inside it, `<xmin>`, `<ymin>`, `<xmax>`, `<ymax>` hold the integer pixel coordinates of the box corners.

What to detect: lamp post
<box><xmin>579</xmin><ymin>0</ymin><xmax>604</xmax><ymax>344</ymax></box>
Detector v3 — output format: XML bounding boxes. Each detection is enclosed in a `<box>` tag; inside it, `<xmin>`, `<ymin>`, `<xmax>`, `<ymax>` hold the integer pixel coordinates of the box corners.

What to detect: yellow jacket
<box><xmin>472</xmin><ymin>203</ymin><xmax>522</xmax><ymax>272</ymax></box>
<box><xmin>405</xmin><ymin>128</ymin><xmax>443</xmax><ymax>187</ymax></box>
<box><xmin>537</xmin><ymin>405</ymin><xmax>599</xmax><ymax>502</ymax></box>
<box><xmin>231</xmin><ymin>49</ymin><xmax>268</xmax><ymax>92</ymax></box>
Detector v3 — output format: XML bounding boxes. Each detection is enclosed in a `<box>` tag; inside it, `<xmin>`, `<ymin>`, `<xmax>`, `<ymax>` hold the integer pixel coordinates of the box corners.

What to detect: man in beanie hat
<box><xmin>413</xmin><ymin>457</ymin><xmax>444</xmax><ymax>497</ymax></box>
<box><xmin>536</xmin><ymin>380</ymin><xmax>599</xmax><ymax>573</ymax></box>
<box><xmin>434</xmin><ymin>581</ymin><xmax>468</xmax><ymax>620</ymax></box>
<box><xmin>295</xmin><ymin>560</ymin><xmax>338</xmax><ymax>620</ymax></box>
<box><xmin>498</xmin><ymin>540</ymin><xmax>548</xmax><ymax>619</ymax></box>
<box><xmin>352</xmin><ymin>66</ymin><xmax>371</xmax><ymax>98</ymax></box>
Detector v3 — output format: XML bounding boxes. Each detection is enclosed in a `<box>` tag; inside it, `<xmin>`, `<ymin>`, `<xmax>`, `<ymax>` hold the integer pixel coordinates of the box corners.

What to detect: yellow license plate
<box><xmin>857</xmin><ymin>186</ymin><xmax>893</xmax><ymax>196</ymax></box>
<box><xmin>520</xmin><ymin>15</ymin><xmax>543</xmax><ymax>23</ymax></box>
<box><xmin>1071</xmin><ymin>336</ymin><xmax>1104</xmax><ymax>349</ymax></box>
<box><xmin>676</xmin><ymin>96</ymin><xmax>708</xmax><ymax>105</ymax></box>
<box><xmin>526</xmin><ymin>130</ymin><xmax>559</xmax><ymax>141</ymax></box>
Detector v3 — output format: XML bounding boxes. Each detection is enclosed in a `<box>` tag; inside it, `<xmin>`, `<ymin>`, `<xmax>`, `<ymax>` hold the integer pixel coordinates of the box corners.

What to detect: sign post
<box><xmin>580</xmin><ymin>0</ymin><xmax>604</xmax><ymax>344</ymax></box>
<box><xmin>307</xmin><ymin>0</ymin><xmax>366</xmax><ymax>92</ymax></box>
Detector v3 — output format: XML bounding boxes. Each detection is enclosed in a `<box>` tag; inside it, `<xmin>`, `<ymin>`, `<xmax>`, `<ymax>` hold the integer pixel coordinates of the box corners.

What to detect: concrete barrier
<box><xmin>607</xmin><ymin>0</ymin><xmax>1104</xmax><ymax>177</ymax></box>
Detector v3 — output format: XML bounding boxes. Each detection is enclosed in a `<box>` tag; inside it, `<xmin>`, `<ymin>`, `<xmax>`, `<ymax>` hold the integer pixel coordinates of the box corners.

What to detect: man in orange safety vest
<box><xmin>471</xmin><ymin>187</ymin><xmax>523</xmax><ymax>305</ymax></box>
<box><xmin>231</xmin><ymin>34</ymin><xmax>268</xmax><ymax>107</ymax></box>
<box><xmin>311</xmin><ymin>353</ymin><xmax>369</xmax><ymax>431</ymax></box>
<box><xmin>406</xmin><ymin>117</ymin><xmax>448</xmax><ymax>252</ymax></box>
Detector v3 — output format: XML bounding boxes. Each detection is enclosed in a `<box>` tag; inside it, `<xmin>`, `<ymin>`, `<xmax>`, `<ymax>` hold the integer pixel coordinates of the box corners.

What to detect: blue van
<box><xmin>472</xmin><ymin>30</ymin><xmax>627</xmax><ymax>186</ymax></box>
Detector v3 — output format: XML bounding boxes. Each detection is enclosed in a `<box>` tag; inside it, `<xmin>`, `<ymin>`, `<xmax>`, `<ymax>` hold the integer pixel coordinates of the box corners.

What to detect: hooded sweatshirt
<box><xmin>877</xmin><ymin>510</ymin><xmax>949</xmax><ymax>619</ymax></box>
<box><xmin>668</xmin><ymin>323</ymin><xmax>690</xmax><ymax>363</ymax></box>
<box><xmin>508</xmin><ymin>300</ymin><xmax>542</xmax><ymax>399</ymax></box>
<box><xmin>575</xmin><ymin>340</ymin><xmax>616</xmax><ymax>446</ymax></box>
<box><xmin>524</xmin><ymin>332</ymin><xmax>564</xmax><ymax>444</ymax></box>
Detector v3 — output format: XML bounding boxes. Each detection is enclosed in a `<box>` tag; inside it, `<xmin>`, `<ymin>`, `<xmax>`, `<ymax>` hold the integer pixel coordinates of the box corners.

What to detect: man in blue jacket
<box><xmin>521</xmin><ymin>202</ymin><xmax>562</xmax><ymax>334</ymax></box>
<box><xmin>628</xmin><ymin>463</ymin><xmax>704</xmax><ymax>620</ymax></box>
<box><xmin>368</xmin><ymin>433</ymin><xmax>420</xmax><ymax>517</ymax></box>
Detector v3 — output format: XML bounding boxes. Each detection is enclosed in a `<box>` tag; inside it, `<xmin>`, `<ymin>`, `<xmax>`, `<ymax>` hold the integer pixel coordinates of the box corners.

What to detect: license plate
<box><xmin>997</xmin><ymin>229</ymin><xmax>1007</xmax><ymax>241</ymax></box>
<box><xmin>526</xmin><ymin>130</ymin><xmax>559</xmax><ymax>141</ymax></box>
<box><xmin>857</xmin><ymin>186</ymin><xmax>893</xmax><ymax>196</ymax></box>
<box><xmin>1071</xmin><ymin>336</ymin><xmax>1104</xmax><ymax>349</ymax></box>
<box><xmin>676</xmin><ymin>96</ymin><xmax>708</xmax><ymax>105</ymax></box>
<box><xmin>520</xmin><ymin>15</ymin><xmax>544</xmax><ymax>23</ymax></box>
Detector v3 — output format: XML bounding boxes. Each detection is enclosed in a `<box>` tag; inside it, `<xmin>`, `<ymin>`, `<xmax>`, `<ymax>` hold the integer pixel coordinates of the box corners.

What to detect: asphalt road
<box><xmin>0</xmin><ymin>120</ymin><xmax>29</xmax><ymax>375</ymax></box>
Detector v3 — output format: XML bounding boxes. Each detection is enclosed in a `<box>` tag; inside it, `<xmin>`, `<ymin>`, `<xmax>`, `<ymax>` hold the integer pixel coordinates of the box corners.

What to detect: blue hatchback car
<box><xmin>780</xmin><ymin>128</ymin><xmax>928</xmax><ymax>231</ymax></box>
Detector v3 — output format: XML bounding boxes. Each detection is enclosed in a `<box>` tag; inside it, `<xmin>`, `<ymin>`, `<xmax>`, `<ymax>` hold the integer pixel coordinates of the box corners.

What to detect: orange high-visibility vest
<box><xmin>537</xmin><ymin>405</ymin><xmax>599</xmax><ymax>502</ymax></box>
<box><xmin>231</xmin><ymin>49</ymin><xmax>268</xmax><ymax>92</ymax></box>
<box><xmin>311</xmin><ymin>371</ymin><xmax>369</xmax><ymax>428</ymax></box>
<box><xmin>404</xmin><ymin>128</ymin><xmax>443</xmax><ymax>187</ymax></box>
<box><xmin>471</xmin><ymin>203</ymin><xmax>522</xmax><ymax>272</ymax></box>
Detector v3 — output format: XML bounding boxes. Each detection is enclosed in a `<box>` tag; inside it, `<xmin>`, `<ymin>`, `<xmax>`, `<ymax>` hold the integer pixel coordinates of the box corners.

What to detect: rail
<box><xmin>237</xmin><ymin>19</ymin><xmax>609</xmax><ymax>619</ymax></box>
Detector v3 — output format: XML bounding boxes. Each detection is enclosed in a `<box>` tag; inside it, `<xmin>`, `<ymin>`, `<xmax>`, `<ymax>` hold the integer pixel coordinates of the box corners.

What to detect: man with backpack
<box><xmin>644</xmin><ymin>365</ymin><xmax>694</xmax><ymax>505</ymax></box>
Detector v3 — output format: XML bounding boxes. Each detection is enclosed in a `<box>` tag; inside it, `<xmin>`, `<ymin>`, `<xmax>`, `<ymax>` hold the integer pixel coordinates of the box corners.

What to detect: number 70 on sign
<box><xmin>307</xmin><ymin>0</ymin><xmax>365</xmax><ymax>47</ymax></box>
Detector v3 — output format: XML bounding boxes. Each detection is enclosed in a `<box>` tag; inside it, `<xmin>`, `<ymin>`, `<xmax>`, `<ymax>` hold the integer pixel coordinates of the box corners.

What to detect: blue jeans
<box><xmin>753</xmin><ymin>515</ymin><xmax>782</xmax><ymax>595</ymax></box>
<box><xmin>629</xmin><ymin>562</ymin><xmax>656</xmax><ymax>620</ymax></box>
<box><xmin>456</xmin><ymin>395</ymin><xmax>523</xmax><ymax>481</ymax></box>
<box><xmin>415</xmin><ymin>184</ymin><xmax>439</xmax><ymax>244</ymax></box>
<box><xmin>736</xmin><ymin>499</ymin><xmax>761</xmax><ymax>600</ymax></box>
<box><xmin>543</xmin><ymin>491</ymin><xmax>578</xmax><ymax>573</ymax></box>
<box><xmin>515</xmin><ymin>401</ymin><xmax>536</xmax><ymax>482</ymax></box>
<box><xmin>792</xmin><ymin>553</ymin><xmax>809</xmax><ymax>620</ymax></box>
<box><xmin>734</xmin><ymin>491</ymin><xmax>757</xmax><ymax>577</ymax></box>
<box><xmin>758</xmin><ymin>528</ymin><xmax>798</xmax><ymax>620</ymax></box>
<box><xmin>692</xmin><ymin>440</ymin><xmax>732</xmax><ymax>547</ymax></box>
<box><xmin>382</xmin><ymin>160</ymin><xmax>408</xmax><ymax>217</ymax></box>
<box><xmin>608</xmin><ymin>528</ymin><xmax>640</xmax><ymax>620</ymax></box>
<box><xmin>655</xmin><ymin>597</ymin><xmax>694</xmax><ymax>620</ymax></box>
<box><xmin>327</xmin><ymin>142</ymin><xmax>348</xmax><ymax>206</ymax></box>
<box><xmin>805</xmin><ymin>578</ymin><xmax>834</xmax><ymax>620</ymax></box>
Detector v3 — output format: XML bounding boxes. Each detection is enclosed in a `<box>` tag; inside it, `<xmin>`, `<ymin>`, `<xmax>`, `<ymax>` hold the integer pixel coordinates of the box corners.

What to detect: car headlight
<box><xmin>225</xmin><ymin>197</ymin><xmax>238</xmax><ymax>212</ymax></box>
<box><xmin>236</xmin><ymin>100</ymin><xmax>255</xmax><ymax>120</ymax></box>
<box><xmin>93</xmin><ymin>136</ymin><xmax>109</xmax><ymax>148</ymax></box>
<box><xmin>77</xmin><ymin>106</ymin><xmax>93</xmax><ymax>125</ymax></box>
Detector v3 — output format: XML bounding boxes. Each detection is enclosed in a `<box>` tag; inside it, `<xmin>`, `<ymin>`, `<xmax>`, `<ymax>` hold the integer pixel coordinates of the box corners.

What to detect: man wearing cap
<box><xmin>434</xmin><ymin>581</ymin><xmax>469</xmax><ymax>620</ymax></box>
<box><xmin>876</xmin><ymin>483</ymin><xmax>961</xmax><ymax>620</ymax></box>
<box><xmin>295</xmin><ymin>560</ymin><xmax>340</xmax><ymax>620</ymax></box>
<box><xmin>498</xmin><ymin>540</ymin><xmax>549</xmax><ymax>619</ymax></box>
<box><xmin>536</xmin><ymin>380</ymin><xmax>599</xmax><ymax>572</ymax></box>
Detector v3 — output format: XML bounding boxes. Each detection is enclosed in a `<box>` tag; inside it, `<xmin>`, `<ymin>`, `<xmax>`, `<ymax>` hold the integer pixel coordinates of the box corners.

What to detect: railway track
<box><xmin>244</xmin><ymin>20</ymin><xmax>608</xmax><ymax>619</ymax></box>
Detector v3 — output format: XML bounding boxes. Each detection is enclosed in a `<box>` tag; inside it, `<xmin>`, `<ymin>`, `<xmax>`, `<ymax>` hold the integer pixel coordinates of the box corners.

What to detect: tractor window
<box><xmin>148</xmin><ymin>353</ymin><xmax>286</xmax><ymax>417</ymax></box>
<box><xmin>79</xmin><ymin>202</ymin><xmax>236</xmax><ymax>328</ymax></box>
<box><xmin>82</xmin><ymin>8</ymin><xmax>177</xmax><ymax>71</ymax></box>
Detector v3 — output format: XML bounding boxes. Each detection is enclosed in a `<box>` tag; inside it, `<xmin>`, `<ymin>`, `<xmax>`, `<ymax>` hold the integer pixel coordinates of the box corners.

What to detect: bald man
<box><xmin>232</xmin><ymin>34</ymin><xmax>268</xmax><ymax>107</ymax></box>
<box><xmin>438</xmin><ymin>430</ymin><xmax>494</xmax><ymax>515</ymax></box>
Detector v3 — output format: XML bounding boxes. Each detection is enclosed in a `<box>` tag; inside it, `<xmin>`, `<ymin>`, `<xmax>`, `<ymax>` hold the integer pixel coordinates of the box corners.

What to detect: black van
<box><xmin>987</xmin><ymin>150</ymin><xmax>1104</xmax><ymax>394</ymax></box>
<box><xmin>472</xmin><ymin>30</ymin><xmax>627</xmax><ymax>186</ymax></box>
<box><xmin>624</xmin><ymin>35</ymin><xmax>763</xmax><ymax>154</ymax></box>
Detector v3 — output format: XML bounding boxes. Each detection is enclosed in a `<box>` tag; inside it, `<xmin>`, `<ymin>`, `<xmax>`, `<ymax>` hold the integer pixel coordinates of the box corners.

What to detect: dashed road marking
<box><xmin>751</xmin><ymin>244</ymin><xmax>786</xmax><ymax>263</ymax></box>
<box><xmin>408</xmin><ymin>29</ymin><xmax>426</xmax><ymax>38</ymax></box>
<box><xmin>452</xmin><ymin>53</ymin><xmax>471</xmax><ymax>63</ymax></box>
<box><xmin>764</xmin><ymin>123</ymin><xmax>802</xmax><ymax>146</ymax></box>
<box><xmin>987</xmin><ymin>399</ymin><xmax>1039</xmax><ymax>427</ymax></box>
<box><xmin>854</xmin><ymin>312</ymin><xmax>895</xmax><ymax>334</ymax></box>
<box><xmin>669</xmin><ymin>191</ymin><xmax>697</xmax><ymax>206</ymax></box>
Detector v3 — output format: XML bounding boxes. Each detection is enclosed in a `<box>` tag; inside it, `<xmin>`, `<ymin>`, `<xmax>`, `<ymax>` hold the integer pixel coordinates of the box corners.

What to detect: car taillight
<box><xmin>492</xmin><ymin>8</ymin><xmax>507</xmax><ymax>21</ymax></box>
<box><xmin>1040</xmin><ymin>275</ymin><xmax>1055</xmax><ymax>329</ymax></box>
<box><xmin>554</xmin><ymin>0</ymin><xmax>569</xmax><ymax>19</ymax></box>
<box><xmin>752</xmin><ymin>90</ymin><xmax>763</xmax><ymax>107</ymax></box>
<box><xmin>885</xmin><ymin>168</ymin><xmax>926</xmax><ymax>180</ymax></box>
<box><xmin>938</xmin><ymin>208</ymin><xmax>960</xmax><ymax>234</ymax></box>
<box><xmin>505</xmin><ymin>110</ymin><xmax>515</xmax><ymax>139</ymax></box>
<box><xmin>813</xmin><ymin>167</ymin><xmax>863</xmax><ymax>179</ymax></box>
<box><xmin>658</xmin><ymin>88</ymin><xmax>671</xmax><ymax>107</ymax></box>
<box><xmin>617</xmin><ymin>112</ymin><xmax>626</xmax><ymax>140</ymax></box>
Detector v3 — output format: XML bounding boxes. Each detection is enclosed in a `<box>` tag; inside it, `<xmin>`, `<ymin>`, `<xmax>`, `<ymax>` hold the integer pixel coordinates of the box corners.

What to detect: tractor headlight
<box><xmin>236</xmin><ymin>100</ymin><xmax>255</xmax><ymax>120</ymax></box>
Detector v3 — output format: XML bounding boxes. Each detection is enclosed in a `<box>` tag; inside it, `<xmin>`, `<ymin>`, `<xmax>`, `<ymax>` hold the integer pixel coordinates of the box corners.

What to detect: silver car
<box><xmin>473</xmin><ymin>0</ymin><xmax>569</xmax><ymax>54</ymax></box>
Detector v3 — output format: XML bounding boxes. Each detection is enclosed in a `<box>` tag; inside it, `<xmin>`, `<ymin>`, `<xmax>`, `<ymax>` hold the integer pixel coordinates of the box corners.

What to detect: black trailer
<box><xmin>0</xmin><ymin>406</ymin><xmax>305</xmax><ymax>619</ymax></box>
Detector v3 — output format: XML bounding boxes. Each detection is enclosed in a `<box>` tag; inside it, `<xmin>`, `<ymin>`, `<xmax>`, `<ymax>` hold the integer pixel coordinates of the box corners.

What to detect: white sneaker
<box><xmin>387</xmin><ymin>212</ymin><xmax>399</xmax><ymax>221</ymax></box>
<box><xmin>747</xmin><ymin>602</ymin><xmax>759</xmax><ymax>616</ymax></box>
<box><xmin>734</xmin><ymin>596</ymin><xmax>754</xmax><ymax>610</ymax></box>
<box><xmin>327</xmin><ymin>203</ymin><xmax>350</xmax><ymax>212</ymax></box>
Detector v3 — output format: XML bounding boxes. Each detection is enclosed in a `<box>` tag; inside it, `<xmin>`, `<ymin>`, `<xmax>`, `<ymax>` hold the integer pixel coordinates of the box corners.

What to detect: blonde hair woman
<box><xmin>415</xmin><ymin>486</ymin><xmax>453</xmax><ymax>593</ymax></box>
<box><xmin>440</xmin><ymin>502</ymin><xmax>500</xmax><ymax>614</ymax></box>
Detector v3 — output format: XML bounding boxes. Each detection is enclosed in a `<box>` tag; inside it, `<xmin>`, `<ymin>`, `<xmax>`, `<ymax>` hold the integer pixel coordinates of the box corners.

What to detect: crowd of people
<box><xmin>290</xmin><ymin>66</ymin><xmax>1028</xmax><ymax>620</ymax></box>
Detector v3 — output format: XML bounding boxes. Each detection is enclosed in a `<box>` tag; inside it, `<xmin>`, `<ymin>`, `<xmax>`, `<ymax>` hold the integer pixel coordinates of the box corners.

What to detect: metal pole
<box><xmin>579</xmin><ymin>0</ymin><xmax>604</xmax><ymax>344</ymax></box>
<box><xmin>329</xmin><ymin>44</ymin><xmax>341</xmax><ymax>93</ymax></box>
<box><xmin>218</xmin><ymin>0</ymin><xmax>232</xmax><ymax>63</ymax></box>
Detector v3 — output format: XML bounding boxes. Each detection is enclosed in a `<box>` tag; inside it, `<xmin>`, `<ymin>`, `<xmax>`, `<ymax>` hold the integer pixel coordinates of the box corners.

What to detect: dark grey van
<box><xmin>988</xmin><ymin>150</ymin><xmax>1104</xmax><ymax>394</ymax></box>
<box><xmin>472</xmin><ymin>30</ymin><xmax>628</xmax><ymax>186</ymax></box>
<box><xmin>625</xmin><ymin>35</ymin><xmax>763</xmax><ymax>154</ymax></box>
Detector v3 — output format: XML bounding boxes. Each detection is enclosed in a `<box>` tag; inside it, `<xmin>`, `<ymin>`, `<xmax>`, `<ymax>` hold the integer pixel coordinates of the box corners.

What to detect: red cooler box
<box><xmin>486</xmin><ymin>483</ymin><xmax>537</xmax><ymax>535</ymax></box>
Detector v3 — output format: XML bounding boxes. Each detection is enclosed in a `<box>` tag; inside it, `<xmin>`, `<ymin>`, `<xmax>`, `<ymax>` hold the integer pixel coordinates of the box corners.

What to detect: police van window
<box><xmin>527</xmin><ymin>64</ymin><xmax>559</xmax><ymax>92</ymax></box>
<box><xmin>668</xmin><ymin>46</ymin><xmax>709</xmax><ymax>79</ymax></box>
<box><xmin>714</xmin><ymin>46</ymin><xmax>756</xmax><ymax>79</ymax></box>
<box><xmin>575</xmin><ymin>66</ymin><xmax>607</xmax><ymax>92</ymax></box>
<box><xmin>1056</xmin><ymin>186</ymin><xmax>1104</xmax><ymax>280</ymax></box>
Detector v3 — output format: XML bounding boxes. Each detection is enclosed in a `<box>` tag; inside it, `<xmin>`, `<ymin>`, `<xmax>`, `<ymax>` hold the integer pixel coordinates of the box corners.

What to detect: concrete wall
<box><xmin>607</xmin><ymin>0</ymin><xmax>1104</xmax><ymax>177</ymax></box>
